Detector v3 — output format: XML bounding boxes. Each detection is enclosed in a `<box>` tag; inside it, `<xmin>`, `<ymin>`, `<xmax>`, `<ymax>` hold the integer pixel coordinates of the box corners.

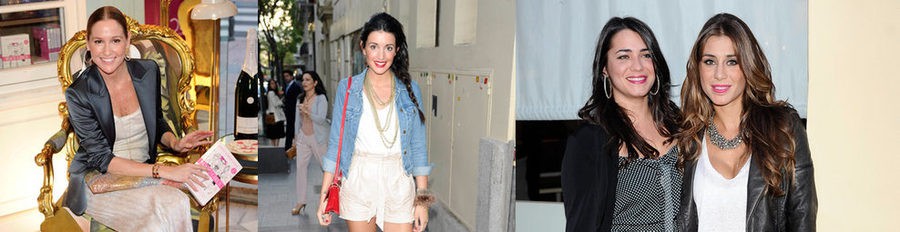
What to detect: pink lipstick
<box><xmin>712</xmin><ymin>84</ymin><xmax>731</xmax><ymax>93</ymax></box>
<box><xmin>626</xmin><ymin>75</ymin><xmax>647</xmax><ymax>84</ymax></box>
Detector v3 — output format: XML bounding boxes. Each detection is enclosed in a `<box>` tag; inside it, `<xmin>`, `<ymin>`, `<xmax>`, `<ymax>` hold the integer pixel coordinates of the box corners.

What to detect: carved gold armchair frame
<box><xmin>35</xmin><ymin>15</ymin><xmax>218</xmax><ymax>231</ymax></box>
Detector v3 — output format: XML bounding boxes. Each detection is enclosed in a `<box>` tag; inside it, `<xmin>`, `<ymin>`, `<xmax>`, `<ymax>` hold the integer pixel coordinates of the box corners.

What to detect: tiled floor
<box><xmin>220</xmin><ymin>201</ymin><xmax>259</xmax><ymax>232</ymax></box>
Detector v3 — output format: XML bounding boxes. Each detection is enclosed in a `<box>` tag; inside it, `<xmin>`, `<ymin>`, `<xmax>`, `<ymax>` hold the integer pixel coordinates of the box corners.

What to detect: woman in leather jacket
<box><xmin>675</xmin><ymin>13</ymin><xmax>817</xmax><ymax>231</ymax></box>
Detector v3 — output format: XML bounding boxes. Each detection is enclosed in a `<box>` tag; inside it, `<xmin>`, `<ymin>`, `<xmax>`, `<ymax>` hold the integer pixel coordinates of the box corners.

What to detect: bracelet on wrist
<box><xmin>414</xmin><ymin>189</ymin><xmax>435</xmax><ymax>208</ymax></box>
<box><xmin>151</xmin><ymin>164</ymin><xmax>161</xmax><ymax>179</ymax></box>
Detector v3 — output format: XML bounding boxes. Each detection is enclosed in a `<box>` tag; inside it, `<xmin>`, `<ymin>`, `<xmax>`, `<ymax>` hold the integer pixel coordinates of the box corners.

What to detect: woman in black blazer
<box><xmin>675</xmin><ymin>13</ymin><xmax>816</xmax><ymax>231</ymax></box>
<box><xmin>561</xmin><ymin>17</ymin><xmax>682</xmax><ymax>231</ymax></box>
<box><xmin>64</xmin><ymin>6</ymin><xmax>213</xmax><ymax>231</ymax></box>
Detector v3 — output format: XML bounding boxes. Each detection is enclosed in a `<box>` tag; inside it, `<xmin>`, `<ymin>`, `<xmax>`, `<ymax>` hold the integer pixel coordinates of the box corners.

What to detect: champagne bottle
<box><xmin>234</xmin><ymin>28</ymin><xmax>259</xmax><ymax>140</ymax></box>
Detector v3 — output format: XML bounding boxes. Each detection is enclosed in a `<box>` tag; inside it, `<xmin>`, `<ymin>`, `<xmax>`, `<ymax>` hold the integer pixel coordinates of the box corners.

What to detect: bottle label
<box><xmin>236</xmin><ymin>116</ymin><xmax>258</xmax><ymax>134</ymax></box>
<box><xmin>246</xmin><ymin>97</ymin><xmax>255</xmax><ymax>104</ymax></box>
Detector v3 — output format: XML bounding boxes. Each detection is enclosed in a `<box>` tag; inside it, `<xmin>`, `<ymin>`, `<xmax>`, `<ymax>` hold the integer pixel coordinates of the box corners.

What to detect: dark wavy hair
<box><xmin>360</xmin><ymin>12</ymin><xmax>425</xmax><ymax>123</ymax></box>
<box><xmin>677</xmin><ymin>13</ymin><xmax>797</xmax><ymax>196</ymax></box>
<box><xmin>577</xmin><ymin>17</ymin><xmax>681</xmax><ymax>162</ymax></box>
<box><xmin>299</xmin><ymin>70</ymin><xmax>327</xmax><ymax>103</ymax></box>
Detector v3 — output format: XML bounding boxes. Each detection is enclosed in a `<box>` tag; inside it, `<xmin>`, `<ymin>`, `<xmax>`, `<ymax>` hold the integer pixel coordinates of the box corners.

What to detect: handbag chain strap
<box><xmin>333</xmin><ymin>76</ymin><xmax>352</xmax><ymax>184</ymax></box>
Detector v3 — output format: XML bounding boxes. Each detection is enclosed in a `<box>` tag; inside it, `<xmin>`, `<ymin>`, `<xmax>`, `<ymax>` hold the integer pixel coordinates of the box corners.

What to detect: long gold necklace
<box><xmin>364</xmin><ymin>76</ymin><xmax>399</xmax><ymax>148</ymax></box>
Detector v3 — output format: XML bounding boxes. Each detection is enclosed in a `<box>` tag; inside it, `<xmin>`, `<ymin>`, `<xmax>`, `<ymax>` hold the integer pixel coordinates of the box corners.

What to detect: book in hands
<box><xmin>188</xmin><ymin>139</ymin><xmax>242</xmax><ymax>205</ymax></box>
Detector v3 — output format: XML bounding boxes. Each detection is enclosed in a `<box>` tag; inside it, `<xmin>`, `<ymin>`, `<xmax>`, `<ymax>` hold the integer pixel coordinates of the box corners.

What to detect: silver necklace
<box><xmin>707</xmin><ymin>117</ymin><xmax>743</xmax><ymax>150</ymax></box>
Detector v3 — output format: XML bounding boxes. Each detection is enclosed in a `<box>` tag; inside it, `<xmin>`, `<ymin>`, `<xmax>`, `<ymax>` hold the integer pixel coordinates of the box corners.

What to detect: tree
<box><xmin>260</xmin><ymin>0</ymin><xmax>304</xmax><ymax>84</ymax></box>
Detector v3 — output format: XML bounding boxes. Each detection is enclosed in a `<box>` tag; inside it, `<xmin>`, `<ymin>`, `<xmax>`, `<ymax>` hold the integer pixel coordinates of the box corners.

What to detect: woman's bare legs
<box><xmin>384</xmin><ymin>221</ymin><xmax>413</xmax><ymax>232</ymax></box>
<box><xmin>347</xmin><ymin>218</ymin><xmax>377</xmax><ymax>232</ymax></box>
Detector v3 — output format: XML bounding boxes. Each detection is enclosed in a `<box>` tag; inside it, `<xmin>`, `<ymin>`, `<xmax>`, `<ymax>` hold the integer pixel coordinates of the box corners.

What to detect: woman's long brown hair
<box><xmin>677</xmin><ymin>13</ymin><xmax>798</xmax><ymax>196</ymax></box>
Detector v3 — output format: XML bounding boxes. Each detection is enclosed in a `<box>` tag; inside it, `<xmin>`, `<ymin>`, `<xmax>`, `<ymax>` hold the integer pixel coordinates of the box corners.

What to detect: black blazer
<box><xmin>63</xmin><ymin>59</ymin><xmax>172</xmax><ymax>215</ymax></box>
<box><xmin>561</xmin><ymin>124</ymin><xmax>618</xmax><ymax>231</ymax></box>
<box><xmin>676</xmin><ymin>112</ymin><xmax>817</xmax><ymax>231</ymax></box>
<box><xmin>282</xmin><ymin>80</ymin><xmax>302</xmax><ymax>146</ymax></box>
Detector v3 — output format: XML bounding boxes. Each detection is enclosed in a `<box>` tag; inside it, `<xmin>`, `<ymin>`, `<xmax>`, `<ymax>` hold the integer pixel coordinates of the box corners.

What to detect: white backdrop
<box><xmin>516</xmin><ymin>0</ymin><xmax>808</xmax><ymax>120</ymax></box>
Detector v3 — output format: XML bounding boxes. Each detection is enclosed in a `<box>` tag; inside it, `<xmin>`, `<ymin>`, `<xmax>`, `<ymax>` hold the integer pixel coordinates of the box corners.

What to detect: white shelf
<box><xmin>0</xmin><ymin>1</ymin><xmax>66</xmax><ymax>14</ymax></box>
<box><xmin>0</xmin><ymin>62</ymin><xmax>57</xmax><ymax>87</ymax></box>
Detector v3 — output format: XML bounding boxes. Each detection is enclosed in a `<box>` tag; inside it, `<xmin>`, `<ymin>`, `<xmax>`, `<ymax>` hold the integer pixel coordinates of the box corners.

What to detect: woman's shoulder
<box><xmin>67</xmin><ymin>66</ymin><xmax>102</xmax><ymax>95</ymax></box>
<box><xmin>128</xmin><ymin>59</ymin><xmax>160</xmax><ymax>72</ymax></box>
<box><xmin>566</xmin><ymin>123</ymin><xmax>610</xmax><ymax>158</ymax></box>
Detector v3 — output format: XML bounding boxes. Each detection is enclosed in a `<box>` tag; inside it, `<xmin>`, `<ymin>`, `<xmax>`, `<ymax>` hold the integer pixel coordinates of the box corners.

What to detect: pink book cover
<box><xmin>188</xmin><ymin>139</ymin><xmax>242</xmax><ymax>205</ymax></box>
<box><xmin>1</xmin><ymin>34</ymin><xmax>31</xmax><ymax>68</ymax></box>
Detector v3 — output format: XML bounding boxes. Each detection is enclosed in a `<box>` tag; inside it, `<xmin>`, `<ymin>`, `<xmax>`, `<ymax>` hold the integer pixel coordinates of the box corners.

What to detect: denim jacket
<box><xmin>323</xmin><ymin>69</ymin><xmax>432</xmax><ymax>177</ymax></box>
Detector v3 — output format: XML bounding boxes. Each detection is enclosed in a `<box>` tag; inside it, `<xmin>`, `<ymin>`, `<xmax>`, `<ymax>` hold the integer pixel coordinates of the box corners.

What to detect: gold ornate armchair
<box><xmin>35</xmin><ymin>15</ymin><xmax>218</xmax><ymax>231</ymax></box>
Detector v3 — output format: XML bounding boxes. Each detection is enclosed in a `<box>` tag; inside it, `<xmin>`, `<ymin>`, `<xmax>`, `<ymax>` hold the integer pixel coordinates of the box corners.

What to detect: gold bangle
<box><xmin>152</xmin><ymin>164</ymin><xmax>160</xmax><ymax>179</ymax></box>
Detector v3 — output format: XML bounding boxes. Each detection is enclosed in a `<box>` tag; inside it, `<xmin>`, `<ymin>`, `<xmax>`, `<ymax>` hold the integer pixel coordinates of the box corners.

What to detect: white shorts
<box><xmin>339</xmin><ymin>151</ymin><xmax>415</xmax><ymax>228</ymax></box>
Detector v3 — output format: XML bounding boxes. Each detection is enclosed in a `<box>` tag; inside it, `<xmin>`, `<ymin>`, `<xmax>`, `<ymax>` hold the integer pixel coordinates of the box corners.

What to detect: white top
<box><xmin>694</xmin><ymin>136</ymin><xmax>750</xmax><ymax>232</ymax></box>
<box><xmin>265</xmin><ymin>90</ymin><xmax>285</xmax><ymax>122</ymax></box>
<box><xmin>354</xmin><ymin>90</ymin><xmax>402</xmax><ymax>156</ymax></box>
<box><xmin>113</xmin><ymin>109</ymin><xmax>150</xmax><ymax>162</ymax></box>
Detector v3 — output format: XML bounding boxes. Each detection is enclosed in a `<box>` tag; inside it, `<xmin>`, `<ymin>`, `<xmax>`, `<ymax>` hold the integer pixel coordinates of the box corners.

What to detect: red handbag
<box><xmin>324</xmin><ymin>76</ymin><xmax>352</xmax><ymax>214</ymax></box>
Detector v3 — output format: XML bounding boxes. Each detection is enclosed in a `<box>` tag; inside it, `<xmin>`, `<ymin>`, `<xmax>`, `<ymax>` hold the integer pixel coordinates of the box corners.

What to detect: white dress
<box><xmin>84</xmin><ymin>108</ymin><xmax>192</xmax><ymax>232</ymax></box>
<box><xmin>339</xmin><ymin>90</ymin><xmax>415</xmax><ymax>229</ymax></box>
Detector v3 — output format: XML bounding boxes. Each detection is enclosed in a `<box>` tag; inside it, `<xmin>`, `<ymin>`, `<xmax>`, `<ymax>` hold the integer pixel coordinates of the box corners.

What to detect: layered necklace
<box><xmin>364</xmin><ymin>75</ymin><xmax>399</xmax><ymax>149</ymax></box>
<box><xmin>706</xmin><ymin>115</ymin><xmax>743</xmax><ymax>150</ymax></box>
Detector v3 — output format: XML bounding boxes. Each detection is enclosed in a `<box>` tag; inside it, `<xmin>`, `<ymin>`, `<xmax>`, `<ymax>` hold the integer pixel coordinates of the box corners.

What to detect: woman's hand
<box><xmin>413</xmin><ymin>205</ymin><xmax>429</xmax><ymax>232</ymax></box>
<box><xmin>299</xmin><ymin>102</ymin><xmax>311</xmax><ymax>116</ymax></box>
<box><xmin>161</xmin><ymin>163</ymin><xmax>210</xmax><ymax>192</ymax></box>
<box><xmin>316</xmin><ymin>193</ymin><xmax>332</xmax><ymax>226</ymax></box>
<box><xmin>172</xmin><ymin>130</ymin><xmax>214</xmax><ymax>152</ymax></box>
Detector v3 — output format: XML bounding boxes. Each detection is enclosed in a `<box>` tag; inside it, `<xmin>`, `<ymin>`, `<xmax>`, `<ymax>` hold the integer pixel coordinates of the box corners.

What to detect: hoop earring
<box><xmin>650</xmin><ymin>78</ymin><xmax>660</xmax><ymax>95</ymax></box>
<box><xmin>124</xmin><ymin>55</ymin><xmax>131</xmax><ymax>61</ymax></box>
<box><xmin>602</xmin><ymin>74</ymin><xmax>611</xmax><ymax>99</ymax></box>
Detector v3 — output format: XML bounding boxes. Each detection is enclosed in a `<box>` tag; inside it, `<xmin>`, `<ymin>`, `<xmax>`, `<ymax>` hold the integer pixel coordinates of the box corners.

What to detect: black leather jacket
<box><xmin>676</xmin><ymin>113</ymin><xmax>817</xmax><ymax>231</ymax></box>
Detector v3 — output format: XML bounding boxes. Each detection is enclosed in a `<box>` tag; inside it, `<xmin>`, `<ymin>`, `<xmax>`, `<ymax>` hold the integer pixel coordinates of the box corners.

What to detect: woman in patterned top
<box><xmin>562</xmin><ymin>17</ymin><xmax>683</xmax><ymax>231</ymax></box>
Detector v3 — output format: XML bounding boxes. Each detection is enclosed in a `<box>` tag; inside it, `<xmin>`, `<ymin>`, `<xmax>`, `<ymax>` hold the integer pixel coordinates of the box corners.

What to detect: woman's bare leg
<box><xmin>384</xmin><ymin>222</ymin><xmax>413</xmax><ymax>232</ymax></box>
<box><xmin>347</xmin><ymin>218</ymin><xmax>377</xmax><ymax>232</ymax></box>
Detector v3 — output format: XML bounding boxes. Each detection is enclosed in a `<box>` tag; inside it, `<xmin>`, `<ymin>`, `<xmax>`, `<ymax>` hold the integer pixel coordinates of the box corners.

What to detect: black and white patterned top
<box><xmin>611</xmin><ymin>147</ymin><xmax>682</xmax><ymax>232</ymax></box>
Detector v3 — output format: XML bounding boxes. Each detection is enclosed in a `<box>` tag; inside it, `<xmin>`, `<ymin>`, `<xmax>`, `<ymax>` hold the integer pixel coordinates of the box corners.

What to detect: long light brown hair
<box><xmin>677</xmin><ymin>13</ymin><xmax>797</xmax><ymax>196</ymax></box>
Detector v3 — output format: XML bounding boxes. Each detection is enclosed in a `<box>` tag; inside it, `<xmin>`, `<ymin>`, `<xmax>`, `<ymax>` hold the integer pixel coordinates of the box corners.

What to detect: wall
<box><xmin>323</xmin><ymin>0</ymin><xmax>516</xmax><ymax>229</ymax></box>
<box><xmin>86</xmin><ymin>0</ymin><xmax>145</xmax><ymax>23</ymax></box>
<box><xmin>808</xmin><ymin>0</ymin><xmax>900</xmax><ymax>230</ymax></box>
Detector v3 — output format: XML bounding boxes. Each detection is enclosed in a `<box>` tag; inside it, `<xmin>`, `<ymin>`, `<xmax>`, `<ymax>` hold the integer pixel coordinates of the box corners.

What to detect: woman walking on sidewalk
<box><xmin>316</xmin><ymin>12</ymin><xmax>434</xmax><ymax>232</ymax></box>
<box><xmin>291</xmin><ymin>70</ymin><xmax>329</xmax><ymax>215</ymax></box>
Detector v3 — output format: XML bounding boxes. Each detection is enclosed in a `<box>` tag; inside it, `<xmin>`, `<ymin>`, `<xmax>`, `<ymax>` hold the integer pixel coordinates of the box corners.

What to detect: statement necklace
<box><xmin>707</xmin><ymin>116</ymin><xmax>743</xmax><ymax>150</ymax></box>
<box><xmin>364</xmin><ymin>76</ymin><xmax>399</xmax><ymax>148</ymax></box>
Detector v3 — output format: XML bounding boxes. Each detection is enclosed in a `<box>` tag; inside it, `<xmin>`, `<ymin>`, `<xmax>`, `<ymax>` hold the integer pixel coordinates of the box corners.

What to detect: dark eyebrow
<box><xmin>616</xmin><ymin>48</ymin><xmax>650</xmax><ymax>53</ymax></box>
<box><xmin>702</xmin><ymin>54</ymin><xmax>737</xmax><ymax>58</ymax></box>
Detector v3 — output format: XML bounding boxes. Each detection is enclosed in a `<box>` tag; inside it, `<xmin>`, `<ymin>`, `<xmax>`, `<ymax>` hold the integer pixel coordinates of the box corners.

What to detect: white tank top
<box><xmin>113</xmin><ymin>109</ymin><xmax>150</xmax><ymax>162</ymax></box>
<box><xmin>693</xmin><ymin>135</ymin><xmax>750</xmax><ymax>232</ymax></box>
<box><xmin>354</xmin><ymin>90</ymin><xmax>402</xmax><ymax>156</ymax></box>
